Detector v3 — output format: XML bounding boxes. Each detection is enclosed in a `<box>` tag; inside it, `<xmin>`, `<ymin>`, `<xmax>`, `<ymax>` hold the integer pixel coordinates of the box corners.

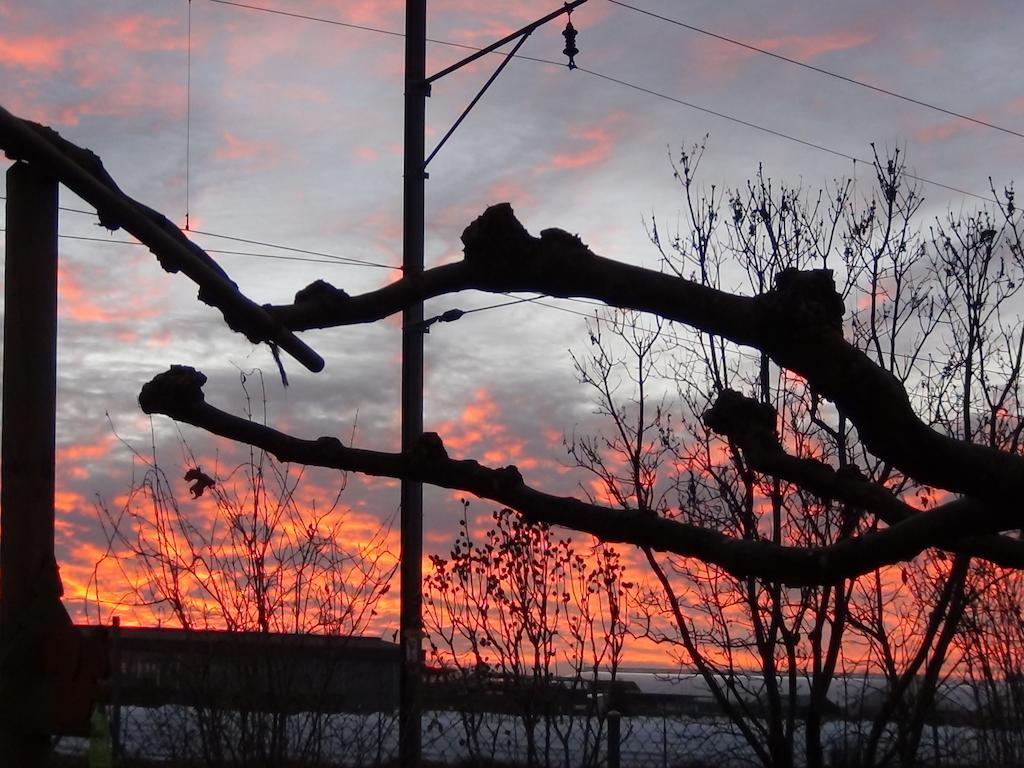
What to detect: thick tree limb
<box><xmin>139</xmin><ymin>366</ymin><xmax>1008</xmax><ymax>585</ymax></box>
<box><xmin>0</xmin><ymin>104</ymin><xmax>323</xmax><ymax>373</ymax></box>
<box><xmin>265</xmin><ymin>203</ymin><xmax>1024</xmax><ymax>516</ymax></box>
<box><xmin>703</xmin><ymin>389</ymin><xmax>1024</xmax><ymax>569</ymax></box>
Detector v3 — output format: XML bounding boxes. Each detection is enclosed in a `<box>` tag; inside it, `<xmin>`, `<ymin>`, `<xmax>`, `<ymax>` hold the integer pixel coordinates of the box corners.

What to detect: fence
<box><xmin>56</xmin><ymin>626</ymin><xmax>1024</xmax><ymax>766</ymax></box>
<box><xmin>53</xmin><ymin>700</ymin><xmax>1024</xmax><ymax>768</ymax></box>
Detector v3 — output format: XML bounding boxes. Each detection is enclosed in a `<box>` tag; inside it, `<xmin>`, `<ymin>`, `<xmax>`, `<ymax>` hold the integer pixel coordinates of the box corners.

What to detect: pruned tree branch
<box><xmin>140</xmin><ymin>365</ymin><xmax>1007</xmax><ymax>585</ymax></box>
<box><xmin>0</xmin><ymin>103</ymin><xmax>323</xmax><ymax>372</ymax></box>
<box><xmin>703</xmin><ymin>388</ymin><xmax>1024</xmax><ymax>569</ymax></box>
<box><xmin>265</xmin><ymin>203</ymin><xmax>1024</xmax><ymax>516</ymax></box>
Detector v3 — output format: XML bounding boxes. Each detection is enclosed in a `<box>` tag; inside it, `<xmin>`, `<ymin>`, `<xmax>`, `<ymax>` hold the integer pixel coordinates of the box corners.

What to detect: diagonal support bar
<box><xmin>425</xmin><ymin>0</ymin><xmax>588</xmax><ymax>85</ymax></box>
<box><xmin>424</xmin><ymin>30</ymin><xmax>533</xmax><ymax>169</ymax></box>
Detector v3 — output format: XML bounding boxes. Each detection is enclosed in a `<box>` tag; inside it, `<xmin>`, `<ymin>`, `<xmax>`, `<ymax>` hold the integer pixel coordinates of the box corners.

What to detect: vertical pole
<box><xmin>662</xmin><ymin>704</ymin><xmax>668</xmax><ymax>768</ymax></box>
<box><xmin>399</xmin><ymin>1</ymin><xmax>427</xmax><ymax>766</ymax></box>
<box><xmin>607</xmin><ymin>710</ymin><xmax>621</xmax><ymax>768</ymax></box>
<box><xmin>110</xmin><ymin>616</ymin><xmax>122</xmax><ymax>762</ymax></box>
<box><xmin>0</xmin><ymin>161</ymin><xmax>59</xmax><ymax>766</ymax></box>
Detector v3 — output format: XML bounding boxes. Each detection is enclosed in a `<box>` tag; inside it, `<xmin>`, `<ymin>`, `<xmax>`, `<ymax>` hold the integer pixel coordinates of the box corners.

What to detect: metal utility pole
<box><xmin>399</xmin><ymin>0</ymin><xmax>427</xmax><ymax>765</ymax></box>
<box><xmin>398</xmin><ymin>3</ymin><xmax>586</xmax><ymax>765</ymax></box>
<box><xmin>0</xmin><ymin>161</ymin><xmax>60</xmax><ymax>767</ymax></box>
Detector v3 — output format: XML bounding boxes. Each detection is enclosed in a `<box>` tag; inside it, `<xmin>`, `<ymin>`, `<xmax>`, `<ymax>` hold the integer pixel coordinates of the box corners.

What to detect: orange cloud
<box><xmin>0</xmin><ymin>7</ymin><xmax>190</xmax><ymax>126</ymax></box>
<box><xmin>545</xmin><ymin>111</ymin><xmax>628</xmax><ymax>173</ymax></box>
<box><xmin>355</xmin><ymin>145</ymin><xmax>379</xmax><ymax>162</ymax></box>
<box><xmin>543</xmin><ymin>427</ymin><xmax>563</xmax><ymax>447</ymax></box>
<box><xmin>488</xmin><ymin>179</ymin><xmax>535</xmax><ymax>209</ymax></box>
<box><xmin>750</xmin><ymin>30</ymin><xmax>876</xmax><ymax>62</ymax></box>
<box><xmin>435</xmin><ymin>389</ymin><xmax>497</xmax><ymax>451</ymax></box>
<box><xmin>0</xmin><ymin>34</ymin><xmax>68</xmax><ymax>71</ymax></box>
<box><xmin>57</xmin><ymin>262</ymin><xmax>163</xmax><ymax>324</ymax></box>
<box><xmin>55</xmin><ymin>489</ymin><xmax>92</xmax><ymax>516</ymax></box>
<box><xmin>58</xmin><ymin>264</ymin><xmax>117</xmax><ymax>323</ymax></box>
<box><xmin>693</xmin><ymin>28</ymin><xmax>874</xmax><ymax>83</ymax></box>
<box><xmin>309</xmin><ymin>0</ymin><xmax>403</xmax><ymax>28</ymax></box>
<box><xmin>551</xmin><ymin>124</ymin><xmax>616</xmax><ymax>170</ymax></box>
<box><xmin>112</xmin><ymin>15</ymin><xmax>186</xmax><ymax>52</ymax></box>
<box><xmin>214</xmin><ymin>130</ymin><xmax>281</xmax><ymax>163</ymax></box>
<box><xmin>914</xmin><ymin>117</ymin><xmax>973</xmax><ymax>144</ymax></box>
<box><xmin>57</xmin><ymin>435</ymin><xmax>115</xmax><ymax>480</ymax></box>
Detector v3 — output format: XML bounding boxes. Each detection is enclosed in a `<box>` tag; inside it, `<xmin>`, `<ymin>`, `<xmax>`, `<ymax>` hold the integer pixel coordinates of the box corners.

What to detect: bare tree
<box><xmin>556</xmin><ymin>145</ymin><xmax>1024</xmax><ymax>768</ymax></box>
<box><xmin>93</xmin><ymin>371</ymin><xmax>396</xmax><ymax>636</ymax></box>
<box><xmin>90</xmin><ymin>371</ymin><xmax>398</xmax><ymax>768</ymax></box>
<box><xmin>424</xmin><ymin>501</ymin><xmax>629</xmax><ymax>768</ymax></box>
<box><xmin>133</xmin><ymin>173</ymin><xmax>1024</xmax><ymax>583</ymax></box>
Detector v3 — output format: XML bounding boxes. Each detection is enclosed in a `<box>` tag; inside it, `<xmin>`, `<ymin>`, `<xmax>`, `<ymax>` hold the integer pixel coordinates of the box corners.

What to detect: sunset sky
<box><xmin>1</xmin><ymin>0</ymin><xmax>1022</xmax><ymax>659</ymax></box>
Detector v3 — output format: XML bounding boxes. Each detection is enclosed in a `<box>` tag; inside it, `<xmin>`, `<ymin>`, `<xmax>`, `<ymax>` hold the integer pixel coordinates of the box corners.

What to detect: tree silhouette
<box><xmin>424</xmin><ymin>501</ymin><xmax>628</xmax><ymax>767</ymax></box>
<box><xmin>136</xmin><ymin>179</ymin><xmax>1024</xmax><ymax>585</ymax></box>
<box><xmin>551</xmin><ymin>145</ymin><xmax>980</xmax><ymax>768</ymax></box>
<box><xmin>4</xmin><ymin>103</ymin><xmax>1023</xmax><ymax>649</ymax></box>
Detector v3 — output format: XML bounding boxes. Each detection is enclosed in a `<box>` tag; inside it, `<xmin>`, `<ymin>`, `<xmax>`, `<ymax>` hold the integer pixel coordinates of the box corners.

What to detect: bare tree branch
<box><xmin>703</xmin><ymin>388</ymin><xmax>1024</xmax><ymax>568</ymax></box>
<box><xmin>140</xmin><ymin>365</ymin><xmax>1008</xmax><ymax>585</ymax></box>
<box><xmin>265</xmin><ymin>203</ymin><xmax>1024</xmax><ymax>515</ymax></box>
<box><xmin>0</xmin><ymin>103</ymin><xmax>323</xmax><ymax>372</ymax></box>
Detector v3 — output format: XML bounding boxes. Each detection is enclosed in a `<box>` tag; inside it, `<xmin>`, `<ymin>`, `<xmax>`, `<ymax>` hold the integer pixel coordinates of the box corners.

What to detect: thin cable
<box><xmin>460</xmin><ymin>295</ymin><xmax>536</xmax><ymax>315</ymax></box>
<box><xmin>0</xmin><ymin>227</ymin><xmax>1010</xmax><ymax>375</ymax></box>
<box><xmin>606</xmin><ymin>0</ymin><xmax>1024</xmax><ymax>142</ymax></box>
<box><xmin>204</xmin><ymin>0</ymin><xmax>997</xmax><ymax>204</ymax></box>
<box><xmin>576</xmin><ymin>67</ymin><xmax>996</xmax><ymax>204</ymax></box>
<box><xmin>584</xmin><ymin>67</ymin><xmax>860</xmax><ymax>161</ymax></box>
<box><xmin>0</xmin><ymin>195</ymin><xmax>401</xmax><ymax>270</ymax></box>
<box><xmin>0</xmin><ymin>230</ymin><xmax>392</xmax><ymax>269</ymax></box>
<box><xmin>190</xmin><ymin>228</ymin><xmax>399</xmax><ymax>269</ymax></box>
<box><xmin>206</xmin><ymin>0</ymin><xmax>514</xmax><ymax>56</ymax></box>
<box><xmin>204</xmin><ymin>247</ymin><xmax>385</xmax><ymax>266</ymax></box>
<box><xmin>185</xmin><ymin>0</ymin><xmax>193</xmax><ymax>230</ymax></box>
<box><xmin>0</xmin><ymin>194</ymin><xmax>95</xmax><ymax>217</ymax></box>
<box><xmin>207</xmin><ymin>0</ymin><xmax>406</xmax><ymax>38</ymax></box>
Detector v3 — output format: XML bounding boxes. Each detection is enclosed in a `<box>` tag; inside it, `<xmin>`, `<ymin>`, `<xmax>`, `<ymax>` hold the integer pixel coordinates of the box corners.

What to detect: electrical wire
<box><xmin>0</xmin><ymin>194</ymin><xmax>99</xmax><ymax>217</ymax></box>
<box><xmin>460</xmin><ymin>295</ymin><xmax>536</xmax><ymax>315</ymax></box>
<box><xmin>201</xmin><ymin>0</ymin><xmax>999</xmax><ymax>204</ymax></box>
<box><xmin>207</xmin><ymin>0</ymin><xmax>405</xmax><ymax>38</ymax></box>
<box><xmin>0</xmin><ymin>229</ymin><xmax>394</xmax><ymax>269</ymax></box>
<box><xmin>605</xmin><ymin>0</ymin><xmax>1024</xmax><ymax>141</ymax></box>
<box><xmin>185</xmin><ymin>0</ymin><xmax>193</xmax><ymax>230</ymax></box>
<box><xmin>574</xmin><ymin>67</ymin><xmax>994</xmax><ymax>204</ymax></box>
<box><xmin>0</xmin><ymin>226</ymin><xmax>1008</xmax><ymax>376</ymax></box>
<box><xmin>0</xmin><ymin>195</ymin><xmax>400</xmax><ymax>270</ymax></box>
<box><xmin>1</xmin><ymin>4</ymin><xmax>1011</xmax><ymax>365</ymax></box>
<box><xmin>188</xmin><ymin>229</ymin><xmax>399</xmax><ymax>269</ymax></box>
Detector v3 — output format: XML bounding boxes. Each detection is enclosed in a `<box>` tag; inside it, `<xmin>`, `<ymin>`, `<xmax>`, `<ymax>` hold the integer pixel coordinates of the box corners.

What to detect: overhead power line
<box><xmin>574</xmin><ymin>68</ymin><xmax>994</xmax><ymax>203</ymax></box>
<box><xmin>189</xmin><ymin>228</ymin><xmax>399</xmax><ymax>269</ymax></box>
<box><xmin>207</xmin><ymin>0</ymin><xmax>406</xmax><ymax>38</ymax></box>
<box><xmin>185</xmin><ymin>0</ymin><xmax>194</xmax><ymax>230</ymax></box>
<box><xmin>0</xmin><ymin>223</ymin><xmax>396</xmax><ymax>270</ymax></box>
<box><xmin>0</xmin><ymin>227</ymin><xmax>1008</xmax><ymax>376</ymax></box>
<box><xmin>0</xmin><ymin>194</ymin><xmax>400</xmax><ymax>270</ymax></box>
<box><xmin>606</xmin><ymin>0</ymin><xmax>1024</xmax><ymax>141</ymax></box>
<box><xmin>202</xmin><ymin>0</ymin><xmax>999</xmax><ymax>204</ymax></box>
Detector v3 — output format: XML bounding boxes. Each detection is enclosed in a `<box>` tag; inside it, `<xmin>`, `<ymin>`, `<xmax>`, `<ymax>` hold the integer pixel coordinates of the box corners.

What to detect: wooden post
<box><xmin>607</xmin><ymin>709</ymin><xmax>621</xmax><ymax>768</ymax></box>
<box><xmin>0</xmin><ymin>160</ymin><xmax>60</xmax><ymax>765</ymax></box>
<box><xmin>110</xmin><ymin>616</ymin><xmax>122</xmax><ymax>762</ymax></box>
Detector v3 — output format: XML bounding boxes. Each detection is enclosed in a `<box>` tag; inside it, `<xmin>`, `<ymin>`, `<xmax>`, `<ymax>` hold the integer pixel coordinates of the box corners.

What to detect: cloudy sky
<box><xmin>1</xmin><ymin>0</ymin><xmax>1022</xmax><ymax>652</ymax></box>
